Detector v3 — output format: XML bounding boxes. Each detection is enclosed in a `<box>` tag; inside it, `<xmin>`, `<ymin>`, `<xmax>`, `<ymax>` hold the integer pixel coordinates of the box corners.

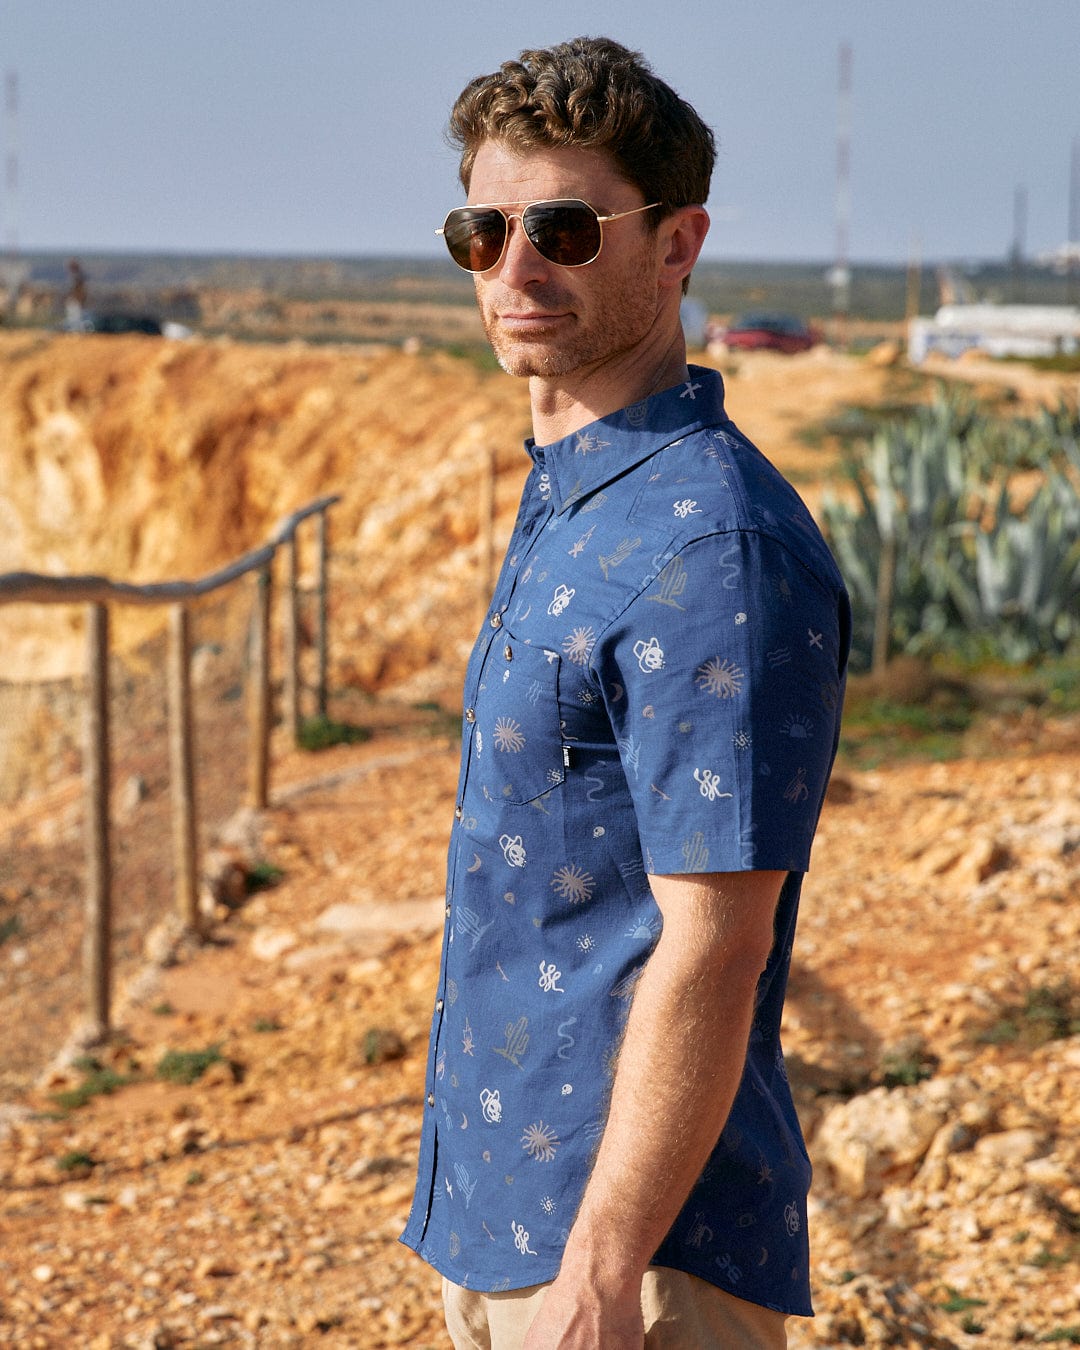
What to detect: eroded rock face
<box><xmin>0</xmin><ymin>331</ymin><xmax>532</xmax><ymax>695</ymax></box>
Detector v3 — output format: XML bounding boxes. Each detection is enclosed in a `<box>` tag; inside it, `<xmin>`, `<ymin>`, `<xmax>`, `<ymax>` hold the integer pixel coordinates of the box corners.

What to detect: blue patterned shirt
<box><xmin>402</xmin><ymin>367</ymin><xmax>850</xmax><ymax>1315</ymax></box>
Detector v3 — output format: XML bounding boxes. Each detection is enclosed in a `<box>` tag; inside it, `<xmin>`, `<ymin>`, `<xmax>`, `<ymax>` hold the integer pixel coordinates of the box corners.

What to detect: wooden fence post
<box><xmin>167</xmin><ymin>602</ymin><xmax>199</xmax><ymax>932</ymax></box>
<box><xmin>284</xmin><ymin>532</ymin><xmax>300</xmax><ymax>741</ymax></box>
<box><xmin>83</xmin><ymin>602</ymin><xmax>111</xmax><ymax>1041</ymax></box>
<box><xmin>249</xmin><ymin>564</ymin><xmax>272</xmax><ymax>809</ymax></box>
<box><xmin>315</xmin><ymin>510</ymin><xmax>329</xmax><ymax>719</ymax></box>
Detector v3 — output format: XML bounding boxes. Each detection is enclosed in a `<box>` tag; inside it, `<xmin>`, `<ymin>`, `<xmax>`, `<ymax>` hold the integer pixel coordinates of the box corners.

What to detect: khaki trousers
<box><xmin>442</xmin><ymin>1268</ymin><xmax>788</xmax><ymax>1349</ymax></box>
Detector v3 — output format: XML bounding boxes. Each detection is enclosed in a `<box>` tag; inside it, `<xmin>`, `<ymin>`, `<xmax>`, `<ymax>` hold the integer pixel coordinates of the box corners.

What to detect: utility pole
<box><xmin>2</xmin><ymin>71</ymin><xmax>22</xmax><ymax>320</ymax></box>
<box><xmin>829</xmin><ymin>43</ymin><xmax>853</xmax><ymax>349</ymax></box>
<box><xmin>1010</xmin><ymin>185</ymin><xmax>1027</xmax><ymax>303</ymax></box>
<box><xmin>4</xmin><ymin>71</ymin><xmax>16</xmax><ymax>254</ymax></box>
<box><xmin>1068</xmin><ymin>136</ymin><xmax>1079</xmax><ymax>306</ymax></box>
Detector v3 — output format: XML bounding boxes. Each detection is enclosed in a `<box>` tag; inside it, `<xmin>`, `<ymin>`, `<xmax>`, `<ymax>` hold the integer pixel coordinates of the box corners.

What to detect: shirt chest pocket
<box><xmin>473</xmin><ymin>636</ymin><xmax>565</xmax><ymax>805</ymax></box>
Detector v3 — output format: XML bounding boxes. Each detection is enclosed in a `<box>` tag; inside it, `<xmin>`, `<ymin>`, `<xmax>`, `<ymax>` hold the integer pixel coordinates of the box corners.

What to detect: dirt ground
<box><xmin>1</xmin><ymin>329</ymin><xmax>1079</xmax><ymax>1347</ymax></box>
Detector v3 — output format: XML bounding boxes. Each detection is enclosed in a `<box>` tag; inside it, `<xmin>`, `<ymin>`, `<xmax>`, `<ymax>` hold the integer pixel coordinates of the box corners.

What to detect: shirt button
<box><xmin>465</xmin><ymin>708</ymin><xmax>476</xmax><ymax>723</ymax></box>
<box><xmin>435</xmin><ymin>999</ymin><xmax>444</xmax><ymax>1012</ymax></box>
<box><xmin>445</xmin><ymin>903</ymin><xmax>452</xmax><ymax>917</ymax></box>
<box><xmin>427</xmin><ymin>1092</ymin><xmax>435</xmax><ymax>1107</ymax></box>
<box><xmin>504</xmin><ymin>645</ymin><xmax>513</xmax><ymax>661</ymax></box>
<box><xmin>455</xmin><ymin>805</ymin><xmax>463</xmax><ymax>820</ymax></box>
<box><xmin>490</xmin><ymin>611</ymin><xmax>503</xmax><ymax>629</ymax></box>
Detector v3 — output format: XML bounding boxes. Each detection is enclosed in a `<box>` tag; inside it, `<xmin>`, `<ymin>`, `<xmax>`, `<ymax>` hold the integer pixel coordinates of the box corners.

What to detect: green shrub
<box><xmin>156</xmin><ymin>1045</ymin><xmax>224</xmax><ymax>1085</ymax></box>
<box><xmin>244</xmin><ymin>861</ymin><xmax>284</xmax><ymax>893</ymax></box>
<box><xmin>296</xmin><ymin>714</ymin><xmax>371</xmax><ymax>752</ymax></box>
<box><xmin>978</xmin><ymin>982</ymin><xmax>1080</xmax><ymax>1049</ymax></box>
<box><xmin>50</xmin><ymin>1060</ymin><xmax>132</xmax><ymax>1111</ymax></box>
<box><xmin>939</xmin><ymin>1290</ymin><xmax>987</xmax><ymax>1315</ymax></box>
<box><xmin>55</xmin><ymin>1151</ymin><xmax>96</xmax><ymax>1172</ymax></box>
<box><xmin>822</xmin><ymin>394</ymin><xmax>1080</xmax><ymax>668</ymax></box>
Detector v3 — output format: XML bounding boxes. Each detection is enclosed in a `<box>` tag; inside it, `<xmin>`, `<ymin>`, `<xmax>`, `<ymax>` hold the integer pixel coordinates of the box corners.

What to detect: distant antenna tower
<box><xmin>0</xmin><ymin>69</ymin><xmax>23</xmax><ymax>316</ymax></box>
<box><xmin>830</xmin><ymin>42</ymin><xmax>852</xmax><ymax>346</ymax></box>
<box><xmin>1069</xmin><ymin>135</ymin><xmax>1080</xmax><ymax>305</ymax></box>
<box><xmin>4</xmin><ymin>70</ymin><xmax>17</xmax><ymax>257</ymax></box>
<box><xmin>1011</xmin><ymin>184</ymin><xmax>1027</xmax><ymax>301</ymax></box>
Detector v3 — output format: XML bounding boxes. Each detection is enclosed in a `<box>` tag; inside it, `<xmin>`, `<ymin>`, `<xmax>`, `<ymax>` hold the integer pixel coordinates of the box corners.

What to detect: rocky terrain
<box><xmin>1</xmin><ymin>329</ymin><xmax>1078</xmax><ymax>1347</ymax></box>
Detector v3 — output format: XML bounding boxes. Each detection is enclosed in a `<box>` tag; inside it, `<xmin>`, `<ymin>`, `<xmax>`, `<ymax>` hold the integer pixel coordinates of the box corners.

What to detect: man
<box><xmin>401</xmin><ymin>36</ymin><xmax>850</xmax><ymax>1349</ymax></box>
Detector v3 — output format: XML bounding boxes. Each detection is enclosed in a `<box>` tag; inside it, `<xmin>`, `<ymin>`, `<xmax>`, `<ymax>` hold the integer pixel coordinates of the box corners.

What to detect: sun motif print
<box><xmin>562</xmin><ymin>626</ymin><xmax>596</xmax><ymax>665</ymax></box>
<box><xmin>493</xmin><ymin>717</ymin><xmax>526</xmax><ymax>752</ymax></box>
<box><xmin>695</xmin><ymin>656</ymin><xmax>745</xmax><ymax>698</ymax></box>
<box><xmin>521</xmin><ymin>1121</ymin><xmax>560</xmax><ymax>1162</ymax></box>
<box><xmin>402</xmin><ymin>365</ymin><xmax>849</xmax><ymax>1320</ymax></box>
<box><xmin>781</xmin><ymin>712</ymin><xmax>813</xmax><ymax>740</ymax></box>
<box><xmin>550</xmin><ymin>863</ymin><xmax>595</xmax><ymax>904</ymax></box>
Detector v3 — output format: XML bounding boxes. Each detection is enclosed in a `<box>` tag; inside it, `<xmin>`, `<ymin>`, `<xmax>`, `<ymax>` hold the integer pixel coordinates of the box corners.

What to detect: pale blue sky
<box><xmin>1</xmin><ymin>0</ymin><xmax>1077</xmax><ymax>264</ymax></box>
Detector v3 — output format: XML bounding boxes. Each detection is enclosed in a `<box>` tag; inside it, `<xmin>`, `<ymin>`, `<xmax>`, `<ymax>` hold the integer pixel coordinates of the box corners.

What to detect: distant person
<box><xmin>65</xmin><ymin>258</ymin><xmax>87</xmax><ymax>328</ymax></box>
<box><xmin>401</xmin><ymin>36</ymin><xmax>850</xmax><ymax>1349</ymax></box>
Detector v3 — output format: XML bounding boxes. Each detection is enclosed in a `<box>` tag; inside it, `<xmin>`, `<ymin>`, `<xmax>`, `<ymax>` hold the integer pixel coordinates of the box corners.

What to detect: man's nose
<box><xmin>497</xmin><ymin>216</ymin><xmax>550</xmax><ymax>285</ymax></box>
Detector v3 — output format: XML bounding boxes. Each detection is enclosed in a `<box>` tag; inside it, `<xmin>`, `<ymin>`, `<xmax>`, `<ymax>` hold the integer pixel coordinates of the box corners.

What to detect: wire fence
<box><xmin>0</xmin><ymin>498</ymin><xmax>337</xmax><ymax>1098</ymax></box>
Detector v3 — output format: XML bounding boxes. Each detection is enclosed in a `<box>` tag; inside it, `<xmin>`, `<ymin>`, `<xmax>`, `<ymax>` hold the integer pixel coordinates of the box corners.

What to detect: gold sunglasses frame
<box><xmin>436</xmin><ymin>197</ymin><xmax>661</xmax><ymax>273</ymax></box>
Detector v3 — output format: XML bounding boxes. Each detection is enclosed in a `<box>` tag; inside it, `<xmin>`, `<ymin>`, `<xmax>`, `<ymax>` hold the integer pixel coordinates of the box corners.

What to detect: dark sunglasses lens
<box><xmin>524</xmin><ymin>200</ymin><xmax>601</xmax><ymax>266</ymax></box>
<box><xmin>443</xmin><ymin>208</ymin><xmax>507</xmax><ymax>271</ymax></box>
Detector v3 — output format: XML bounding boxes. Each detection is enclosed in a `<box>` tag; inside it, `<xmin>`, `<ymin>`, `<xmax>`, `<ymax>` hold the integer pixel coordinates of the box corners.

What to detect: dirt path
<box><xmin>2</xmin><ymin>710</ymin><xmax>1079</xmax><ymax>1348</ymax></box>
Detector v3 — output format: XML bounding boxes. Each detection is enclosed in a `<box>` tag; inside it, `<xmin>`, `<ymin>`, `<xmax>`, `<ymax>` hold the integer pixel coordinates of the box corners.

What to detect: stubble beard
<box><xmin>477</xmin><ymin>257</ymin><xmax>657</xmax><ymax>380</ymax></box>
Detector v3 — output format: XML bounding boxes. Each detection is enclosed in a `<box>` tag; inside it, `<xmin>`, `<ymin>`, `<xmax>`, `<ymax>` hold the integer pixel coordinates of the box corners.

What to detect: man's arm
<box><xmin>522</xmin><ymin>868</ymin><xmax>785</xmax><ymax>1350</ymax></box>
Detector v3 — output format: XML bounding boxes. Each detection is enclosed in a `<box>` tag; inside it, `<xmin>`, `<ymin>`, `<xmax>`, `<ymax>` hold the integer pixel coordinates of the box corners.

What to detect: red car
<box><xmin>714</xmin><ymin>311</ymin><xmax>820</xmax><ymax>354</ymax></box>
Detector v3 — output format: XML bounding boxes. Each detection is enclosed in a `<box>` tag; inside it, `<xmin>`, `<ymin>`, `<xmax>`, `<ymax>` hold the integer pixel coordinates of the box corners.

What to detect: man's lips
<box><xmin>495</xmin><ymin>310</ymin><xmax>571</xmax><ymax>331</ymax></box>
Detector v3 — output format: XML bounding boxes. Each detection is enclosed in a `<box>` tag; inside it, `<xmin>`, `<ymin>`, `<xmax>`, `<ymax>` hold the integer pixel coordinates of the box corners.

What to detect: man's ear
<box><xmin>657</xmin><ymin>206</ymin><xmax>710</xmax><ymax>292</ymax></box>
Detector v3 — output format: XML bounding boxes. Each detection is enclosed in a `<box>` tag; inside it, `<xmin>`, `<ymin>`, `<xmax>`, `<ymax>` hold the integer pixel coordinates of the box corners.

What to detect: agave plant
<box><xmin>822</xmin><ymin>391</ymin><xmax>1080</xmax><ymax>669</ymax></box>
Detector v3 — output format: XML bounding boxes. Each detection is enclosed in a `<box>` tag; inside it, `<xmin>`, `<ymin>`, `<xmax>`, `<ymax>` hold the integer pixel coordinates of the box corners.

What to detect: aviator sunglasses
<box><xmin>437</xmin><ymin>197</ymin><xmax>661</xmax><ymax>273</ymax></box>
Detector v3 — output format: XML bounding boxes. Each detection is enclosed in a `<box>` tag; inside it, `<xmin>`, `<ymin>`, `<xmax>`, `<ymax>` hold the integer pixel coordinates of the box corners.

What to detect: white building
<box><xmin>908</xmin><ymin>303</ymin><xmax>1080</xmax><ymax>363</ymax></box>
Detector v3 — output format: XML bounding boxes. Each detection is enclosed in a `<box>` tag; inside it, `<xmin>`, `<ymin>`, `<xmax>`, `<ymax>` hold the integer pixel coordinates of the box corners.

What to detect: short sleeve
<box><xmin>594</xmin><ymin>530</ymin><xmax>846</xmax><ymax>875</ymax></box>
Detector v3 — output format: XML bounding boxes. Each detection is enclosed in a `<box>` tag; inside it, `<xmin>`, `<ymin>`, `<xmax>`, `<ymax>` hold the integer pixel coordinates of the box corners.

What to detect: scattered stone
<box><xmin>116</xmin><ymin>773</ymin><xmax>149</xmax><ymax>820</ymax></box>
<box><xmin>973</xmin><ymin>1127</ymin><xmax>1050</xmax><ymax>1165</ymax></box>
<box><xmin>202</xmin><ymin>849</ymin><xmax>250</xmax><ymax>911</ymax></box>
<box><xmin>815</xmin><ymin>1077</ymin><xmax>976</xmax><ymax>1198</ymax></box>
<box><xmin>194</xmin><ymin>1255</ymin><xmax>236</xmax><ymax>1280</ymax></box>
<box><xmin>313</xmin><ymin>898</ymin><xmax>444</xmax><ymax>939</ymax></box>
<box><xmin>362</xmin><ymin>1027</ymin><xmax>407</xmax><ymax>1065</ymax></box>
<box><xmin>250</xmin><ymin>927</ymin><xmax>299</xmax><ymax>961</ymax></box>
<box><xmin>796</xmin><ymin>1275</ymin><xmax>961</xmax><ymax>1349</ymax></box>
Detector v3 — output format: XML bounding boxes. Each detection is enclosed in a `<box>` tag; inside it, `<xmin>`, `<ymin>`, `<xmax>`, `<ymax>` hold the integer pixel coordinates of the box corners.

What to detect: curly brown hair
<box><xmin>447</xmin><ymin>36</ymin><xmax>715</xmax><ymax>218</ymax></box>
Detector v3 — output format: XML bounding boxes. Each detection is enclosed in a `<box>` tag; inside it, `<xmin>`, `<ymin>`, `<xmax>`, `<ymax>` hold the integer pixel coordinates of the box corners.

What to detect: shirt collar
<box><xmin>526</xmin><ymin>366</ymin><xmax>728</xmax><ymax>514</ymax></box>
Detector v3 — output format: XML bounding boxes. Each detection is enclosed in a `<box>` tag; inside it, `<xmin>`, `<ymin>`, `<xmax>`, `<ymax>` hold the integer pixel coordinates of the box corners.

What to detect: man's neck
<box><xmin>528</xmin><ymin>333</ymin><xmax>690</xmax><ymax>446</ymax></box>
